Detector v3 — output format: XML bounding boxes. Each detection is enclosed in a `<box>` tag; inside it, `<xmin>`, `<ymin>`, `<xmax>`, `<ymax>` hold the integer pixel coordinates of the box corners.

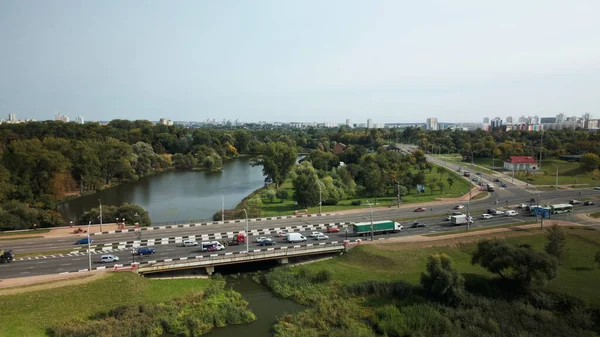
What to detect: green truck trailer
<box><xmin>352</xmin><ymin>220</ymin><xmax>403</xmax><ymax>236</ymax></box>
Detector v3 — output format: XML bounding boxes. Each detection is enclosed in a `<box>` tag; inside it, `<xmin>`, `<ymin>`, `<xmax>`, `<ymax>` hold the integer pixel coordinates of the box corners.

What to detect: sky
<box><xmin>1</xmin><ymin>1</ymin><xmax>599</xmax><ymax>124</ymax></box>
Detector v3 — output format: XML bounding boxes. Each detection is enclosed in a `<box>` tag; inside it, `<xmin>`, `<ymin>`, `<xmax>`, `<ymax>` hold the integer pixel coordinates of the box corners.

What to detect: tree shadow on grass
<box><xmin>571</xmin><ymin>266</ymin><xmax>594</xmax><ymax>272</ymax></box>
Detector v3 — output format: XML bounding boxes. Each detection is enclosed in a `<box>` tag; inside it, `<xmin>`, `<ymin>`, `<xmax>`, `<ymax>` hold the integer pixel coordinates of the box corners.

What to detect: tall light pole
<box><xmin>539</xmin><ymin>131</ymin><xmax>544</xmax><ymax>171</ymax></box>
<box><xmin>471</xmin><ymin>151</ymin><xmax>474</xmax><ymax>166</ymax></box>
<box><xmin>317</xmin><ymin>181</ymin><xmax>322</xmax><ymax>215</ymax></box>
<box><xmin>242</xmin><ymin>208</ymin><xmax>249</xmax><ymax>253</ymax></box>
<box><xmin>551</xmin><ymin>164</ymin><xmax>559</xmax><ymax>190</ymax></box>
<box><xmin>466</xmin><ymin>190</ymin><xmax>472</xmax><ymax>231</ymax></box>
<box><xmin>221</xmin><ymin>189</ymin><xmax>225</xmax><ymax>222</ymax></box>
<box><xmin>98</xmin><ymin>199</ymin><xmax>103</xmax><ymax>232</ymax></box>
<box><xmin>366</xmin><ymin>200</ymin><xmax>374</xmax><ymax>241</ymax></box>
<box><xmin>393</xmin><ymin>179</ymin><xmax>400</xmax><ymax>208</ymax></box>
<box><xmin>87</xmin><ymin>221</ymin><xmax>92</xmax><ymax>271</ymax></box>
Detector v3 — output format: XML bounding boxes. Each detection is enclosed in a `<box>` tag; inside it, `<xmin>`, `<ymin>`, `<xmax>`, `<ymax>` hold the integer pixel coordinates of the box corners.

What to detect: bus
<box><xmin>530</xmin><ymin>206</ymin><xmax>551</xmax><ymax>217</ymax></box>
<box><xmin>550</xmin><ymin>204</ymin><xmax>573</xmax><ymax>214</ymax></box>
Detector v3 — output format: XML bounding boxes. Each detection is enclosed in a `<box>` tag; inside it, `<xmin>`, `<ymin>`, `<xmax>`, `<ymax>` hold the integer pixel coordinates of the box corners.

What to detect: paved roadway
<box><xmin>1</xmin><ymin>204</ymin><xmax>597</xmax><ymax>280</ymax></box>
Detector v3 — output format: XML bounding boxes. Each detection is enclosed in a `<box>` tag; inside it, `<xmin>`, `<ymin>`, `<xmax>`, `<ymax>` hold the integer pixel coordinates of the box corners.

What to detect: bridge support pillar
<box><xmin>205</xmin><ymin>266</ymin><xmax>215</xmax><ymax>276</ymax></box>
<box><xmin>277</xmin><ymin>258</ymin><xmax>288</xmax><ymax>265</ymax></box>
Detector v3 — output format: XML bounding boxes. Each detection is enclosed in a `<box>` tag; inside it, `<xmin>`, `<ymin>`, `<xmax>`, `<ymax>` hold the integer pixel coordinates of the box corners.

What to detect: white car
<box><xmin>310</xmin><ymin>232</ymin><xmax>322</xmax><ymax>237</ymax></box>
<box><xmin>595</xmin><ymin>186</ymin><xmax>600</xmax><ymax>190</ymax></box>
<box><xmin>518</xmin><ymin>203</ymin><xmax>527</xmax><ymax>208</ymax></box>
<box><xmin>481</xmin><ymin>214</ymin><xmax>493</xmax><ymax>219</ymax></box>
<box><xmin>505</xmin><ymin>210</ymin><xmax>519</xmax><ymax>216</ymax></box>
<box><xmin>256</xmin><ymin>237</ymin><xmax>269</xmax><ymax>243</ymax></box>
<box><xmin>183</xmin><ymin>239</ymin><xmax>198</xmax><ymax>247</ymax></box>
<box><xmin>100</xmin><ymin>254</ymin><xmax>119</xmax><ymax>263</ymax></box>
<box><xmin>314</xmin><ymin>233</ymin><xmax>329</xmax><ymax>240</ymax></box>
<box><xmin>492</xmin><ymin>210</ymin><xmax>504</xmax><ymax>215</ymax></box>
<box><xmin>444</xmin><ymin>215</ymin><xmax>451</xmax><ymax>221</ymax></box>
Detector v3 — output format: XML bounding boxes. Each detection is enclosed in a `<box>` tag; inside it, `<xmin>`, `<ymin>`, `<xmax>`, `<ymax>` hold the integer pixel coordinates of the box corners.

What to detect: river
<box><xmin>56</xmin><ymin>157</ymin><xmax>266</xmax><ymax>224</ymax></box>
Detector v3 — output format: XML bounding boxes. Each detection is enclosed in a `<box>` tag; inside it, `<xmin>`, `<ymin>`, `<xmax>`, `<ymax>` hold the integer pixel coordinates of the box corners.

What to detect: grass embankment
<box><xmin>0</xmin><ymin>273</ymin><xmax>213</xmax><ymax>336</ymax></box>
<box><xmin>259</xmin><ymin>163</ymin><xmax>473</xmax><ymax>217</ymax></box>
<box><xmin>301</xmin><ymin>227</ymin><xmax>600</xmax><ymax>306</ymax></box>
<box><xmin>589</xmin><ymin>212</ymin><xmax>600</xmax><ymax>219</ymax></box>
<box><xmin>424</xmin><ymin>221</ymin><xmax>538</xmax><ymax>237</ymax></box>
<box><xmin>0</xmin><ymin>229</ymin><xmax>50</xmax><ymax>236</ymax></box>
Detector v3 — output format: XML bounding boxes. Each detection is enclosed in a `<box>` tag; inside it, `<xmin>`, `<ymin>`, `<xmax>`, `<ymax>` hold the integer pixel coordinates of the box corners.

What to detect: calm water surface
<box><xmin>56</xmin><ymin>158</ymin><xmax>265</xmax><ymax>224</ymax></box>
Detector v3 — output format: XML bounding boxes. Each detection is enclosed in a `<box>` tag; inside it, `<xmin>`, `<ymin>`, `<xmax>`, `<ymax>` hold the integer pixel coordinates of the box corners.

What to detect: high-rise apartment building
<box><xmin>75</xmin><ymin>116</ymin><xmax>84</xmax><ymax>124</ymax></box>
<box><xmin>367</xmin><ymin>119</ymin><xmax>373</xmax><ymax>129</ymax></box>
<box><xmin>346</xmin><ymin>119</ymin><xmax>352</xmax><ymax>128</ymax></box>
<box><xmin>490</xmin><ymin>117</ymin><xmax>503</xmax><ymax>128</ymax></box>
<box><xmin>8</xmin><ymin>113</ymin><xmax>16</xmax><ymax>122</ymax></box>
<box><xmin>55</xmin><ymin>113</ymin><xmax>69</xmax><ymax>122</ymax></box>
<box><xmin>483</xmin><ymin>117</ymin><xmax>490</xmax><ymax>124</ymax></box>
<box><xmin>556</xmin><ymin>113</ymin><xmax>565</xmax><ymax>123</ymax></box>
<box><xmin>518</xmin><ymin>115</ymin><xmax>527</xmax><ymax>123</ymax></box>
<box><xmin>426</xmin><ymin>117</ymin><xmax>438</xmax><ymax>131</ymax></box>
<box><xmin>506</xmin><ymin>116</ymin><xmax>513</xmax><ymax>124</ymax></box>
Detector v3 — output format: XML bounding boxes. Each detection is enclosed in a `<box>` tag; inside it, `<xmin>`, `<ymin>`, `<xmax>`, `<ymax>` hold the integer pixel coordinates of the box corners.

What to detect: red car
<box><xmin>327</xmin><ymin>227</ymin><xmax>340</xmax><ymax>233</ymax></box>
<box><xmin>414</xmin><ymin>207</ymin><xmax>427</xmax><ymax>212</ymax></box>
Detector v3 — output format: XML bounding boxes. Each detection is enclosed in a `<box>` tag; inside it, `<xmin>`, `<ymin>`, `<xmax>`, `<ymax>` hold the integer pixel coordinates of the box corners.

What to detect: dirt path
<box><xmin>0</xmin><ymin>270</ymin><xmax>110</xmax><ymax>295</ymax></box>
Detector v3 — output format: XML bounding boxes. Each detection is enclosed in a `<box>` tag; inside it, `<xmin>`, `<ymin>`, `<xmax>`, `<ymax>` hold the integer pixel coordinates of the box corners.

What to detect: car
<box><xmin>493</xmin><ymin>178</ymin><xmax>500</xmax><ymax>182</ymax></box>
<box><xmin>314</xmin><ymin>234</ymin><xmax>329</xmax><ymax>240</ymax></box>
<box><xmin>326</xmin><ymin>227</ymin><xmax>340</xmax><ymax>233</ymax></box>
<box><xmin>75</xmin><ymin>237</ymin><xmax>92</xmax><ymax>245</ymax></box>
<box><xmin>444</xmin><ymin>215</ymin><xmax>451</xmax><ymax>221</ymax></box>
<box><xmin>595</xmin><ymin>186</ymin><xmax>600</xmax><ymax>190</ymax></box>
<box><xmin>499</xmin><ymin>183</ymin><xmax>507</xmax><ymax>187</ymax></box>
<box><xmin>412</xmin><ymin>222</ymin><xmax>427</xmax><ymax>228</ymax></box>
<box><xmin>505</xmin><ymin>210</ymin><xmax>519</xmax><ymax>216</ymax></box>
<box><xmin>468</xmin><ymin>163</ymin><xmax>474</xmax><ymax>166</ymax></box>
<box><xmin>584</xmin><ymin>201</ymin><xmax>595</xmax><ymax>206</ymax></box>
<box><xmin>277</xmin><ymin>231</ymin><xmax>288</xmax><ymax>237</ymax></box>
<box><xmin>472</xmin><ymin>177</ymin><xmax>479</xmax><ymax>182</ymax></box>
<box><xmin>309</xmin><ymin>232</ymin><xmax>322</xmax><ymax>237</ymax></box>
<box><xmin>256</xmin><ymin>237</ymin><xmax>269</xmax><ymax>243</ymax></box>
<box><xmin>414</xmin><ymin>207</ymin><xmax>427</xmax><ymax>212</ymax></box>
<box><xmin>481</xmin><ymin>214</ymin><xmax>493</xmax><ymax>219</ymax></box>
<box><xmin>476</xmin><ymin>172</ymin><xmax>482</xmax><ymax>176</ymax></box>
<box><xmin>137</xmin><ymin>247</ymin><xmax>156</xmax><ymax>255</ymax></box>
<box><xmin>518</xmin><ymin>203</ymin><xmax>528</xmax><ymax>208</ymax></box>
<box><xmin>183</xmin><ymin>239</ymin><xmax>198</xmax><ymax>247</ymax></box>
<box><xmin>569</xmin><ymin>200</ymin><xmax>581</xmax><ymax>205</ymax></box>
<box><xmin>489</xmin><ymin>209</ymin><xmax>504</xmax><ymax>215</ymax></box>
<box><xmin>100</xmin><ymin>254</ymin><xmax>119</xmax><ymax>263</ymax></box>
<box><xmin>487</xmin><ymin>208</ymin><xmax>497</xmax><ymax>214</ymax></box>
<box><xmin>259</xmin><ymin>239</ymin><xmax>277</xmax><ymax>246</ymax></box>
<box><xmin>452</xmin><ymin>211</ymin><xmax>462</xmax><ymax>216</ymax></box>
<box><xmin>454</xmin><ymin>205</ymin><xmax>464</xmax><ymax>210</ymax></box>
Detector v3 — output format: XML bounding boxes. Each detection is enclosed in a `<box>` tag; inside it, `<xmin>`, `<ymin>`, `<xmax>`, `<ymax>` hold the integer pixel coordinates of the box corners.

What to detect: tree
<box><xmin>436</xmin><ymin>180</ymin><xmax>446</xmax><ymax>194</ymax></box>
<box><xmin>446</xmin><ymin>177</ymin><xmax>454</xmax><ymax>189</ymax></box>
<box><xmin>581</xmin><ymin>152</ymin><xmax>600</xmax><ymax>171</ymax></box>
<box><xmin>436</xmin><ymin>166</ymin><xmax>447</xmax><ymax>180</ymax></box>
<box><xmin>397</xmin><ymin>185</ymin><xmax>408</xmax><ymax>198</ymax></box>
<box><xmin>545</xmin><ymin>224</ymin><xmax>567</xmax><ymax>260</ymax></box>
<box><xmin>291</xmin><ymin>161</ymin><xmax>320</xmax><ymax>207</ymax></box>
<box><xmin>427</xmin><ymin>179</ymin><xmax>437</xmax><ymax>195</ymax></box>
<box><xmin>420</xmin><ymin>253</ymin><xmax>464</xmax><ymax>305</ymax></box>
<box><xmin>172</xmin><ymin>153</ymin><xmax>197</xmax><ymax>169</ymax></box>
<box><xmin>594</xmin><ymin>251</ymin><xmax>600</xmax><ymax>269</ymax></box>
<box><xmin>262</xmin><ymin>188</ymin><xmax>276</xmax><ymax>203</ymax></box>
<box><xmin>471</xmin><ymin>238</ymin><xmax>558</xmax><ymax>289</ymax></box>
<box><xmin>131</xmin><ymin>141</ymin><xmax>159</xmax><ymax>176</ymax></box>
<box><xmin>251</xmin><ymin>142</ymin><xmax>298</xmax><ymax>188</ymax></box>
<box><xmin>275</xmin><ymin>188</ymin><xmax>288</xmax><ymax>202</ymax></box>
<box><xmin>203</xmin><ymin>153</ymin><xmax>223</xmax><ymax>171</ymax></box>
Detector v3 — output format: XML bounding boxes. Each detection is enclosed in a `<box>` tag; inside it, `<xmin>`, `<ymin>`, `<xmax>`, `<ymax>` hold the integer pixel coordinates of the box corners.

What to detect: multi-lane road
<box><xmin>1</xmin><ymin>151</ymin><xmax>599</xmax><ymax>280</ymax></box>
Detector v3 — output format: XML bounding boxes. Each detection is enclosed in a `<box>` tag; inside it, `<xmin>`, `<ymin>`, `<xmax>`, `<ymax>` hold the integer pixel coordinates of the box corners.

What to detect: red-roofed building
<box><xmin>503</xmin><ymin>156</ymin><xmax>538</xmax><ymax>171</ymax></box>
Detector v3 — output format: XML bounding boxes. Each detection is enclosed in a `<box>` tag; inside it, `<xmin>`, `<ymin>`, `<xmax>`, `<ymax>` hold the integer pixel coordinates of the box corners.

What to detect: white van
<box><xmin>505</xmin><ymin>210</ymin><xmax>519</xmax><ymax>216</ymax></box>
<box><xmin>286</xmin><ymin>233</ymin><xmax>306</xmax><ymax>243</ymax></box>
<box><xmin>201</xmin><ymin>241</ymin><xmax>225</xmax><ymax>252</ymax></box>
<box><xmin>183</xmin><ymin>239</ymin><xmax>198</xmax><ymax>247</ymax></box>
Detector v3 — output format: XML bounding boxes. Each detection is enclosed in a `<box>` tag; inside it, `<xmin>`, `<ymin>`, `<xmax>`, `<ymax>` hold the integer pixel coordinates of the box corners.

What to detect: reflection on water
<box><xmin>56</xmin><ymin>158</ymin><xmax>265</xmax><ymax>224</ymax></box>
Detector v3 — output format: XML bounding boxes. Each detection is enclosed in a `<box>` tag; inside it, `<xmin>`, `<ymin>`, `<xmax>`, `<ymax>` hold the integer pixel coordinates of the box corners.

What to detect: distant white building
<box><xmin>159</xmin><ymin>118</ymin><xmax>173</xmax><ymax>126</ymax></box>
<box><xmin>426</xmin><ymin>117</ymin><xmax>438</xmax><ymax>130</ymax></box>
<box><xmin>75</xmin><ymin>116</ymin><xmax>84</xmax><ymax>124</ymax></box>
<box><xmin>483</xmin><ymin>117</ymin><xmax>490</xmax><ymax>124</ymax></box>
<box><xmin>506</xmin><ymin>116</ymin><xmax>513</xmax><ymax>124</ymax></box>
<box><xmin>55</xmin><ymin>113</ymin><xmax>69</xmax><ymax>122</ymax></box>
<box><xmin>8</xmin><ymin>113</ymin><xmax>16</xmax><ymax>122</ymax></box>
<box><xmin>345</xmin><ymin>119</ymin><xmax>352</xmax><ymax>128</ymax></box>
<box><xmin>367</xmin><ymin>118</ymin><xmax>373</xmax><ymax>129</ymax></box>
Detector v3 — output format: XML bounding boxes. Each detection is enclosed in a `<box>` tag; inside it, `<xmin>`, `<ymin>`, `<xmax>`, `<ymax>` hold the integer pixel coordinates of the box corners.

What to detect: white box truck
<box><xmin>286</xmin><ymin>233</ymin><xmax>306</xmax><ymax>243</ymax></box>
<box><xmin>450</xmin><ymin>214</ymin><xmax>473</xmax><ymax>226</ymax></box>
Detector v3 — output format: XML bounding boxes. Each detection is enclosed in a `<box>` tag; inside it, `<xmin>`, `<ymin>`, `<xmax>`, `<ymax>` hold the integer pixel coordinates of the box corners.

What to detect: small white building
<box><xmin>503</xmin><ymin>156</ymin><xmax>538</xmax><ymax>171</ymax></box>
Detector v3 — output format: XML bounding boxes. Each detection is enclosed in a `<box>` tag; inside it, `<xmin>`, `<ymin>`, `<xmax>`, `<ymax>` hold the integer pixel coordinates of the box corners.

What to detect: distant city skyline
<box><xmin>1</xmin><ymin>1</ymin><xmax>599</xmax><ymax>122</ymax></box>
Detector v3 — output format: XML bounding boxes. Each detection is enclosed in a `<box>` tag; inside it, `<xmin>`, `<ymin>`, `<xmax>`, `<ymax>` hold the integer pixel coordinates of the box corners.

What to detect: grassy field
<box><xmin>589</xmin><ymin>212</ymin><xmax>600</xmax><ymax>219</ymax></box>
<box><xmin>301</xmin><ymin>226</ymin><xmax>600</xmax><ymax>306</ymax></box>
<box><xmin>0</xmin><ymin>229</ymin><xmax>50</xmax><ymax>236</ymax></box>
<box><xmin>424</xmin><ymin>221</ymin><xmax>538</xmax><ymax>237</ymax></box>
<box><xmin>259</xmin><ymin>164</ymin><xmax>473</xmax><ymax>217</ymax></box>
<box><xmin>0</xmin><ymin>273</ymin><xmax>211</xmax><ymax>337</ymax></box>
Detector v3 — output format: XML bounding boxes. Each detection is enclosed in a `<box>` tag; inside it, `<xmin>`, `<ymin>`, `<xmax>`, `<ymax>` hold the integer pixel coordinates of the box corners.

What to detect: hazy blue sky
<box><xmin>1</xmin><ymin>1</ymin><xmax>599</xmax><ymax>123</ymax></box>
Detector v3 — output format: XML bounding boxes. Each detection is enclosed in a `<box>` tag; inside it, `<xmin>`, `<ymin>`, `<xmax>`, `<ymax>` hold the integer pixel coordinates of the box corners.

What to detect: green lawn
<box><xmin>0</xmin><ymin>273</ymin><xmax>211</xmax><ymax>337</ymax></box>
<box><xmin>301</xmin><ymin>227</ymin><xmax>600</xmax><ymax>306</ymax></box>
<box><xmin>520</xmin><ymin>159</ymin><xmax>600</xmax><ymax>186</ymax></box>
<box><xmin>259</xmin><ymin>164</ymin><xmax>473</xmax><ymax>217</ymax></box>
<box><xmin>0</xmin><ymin>229</ymin><xmax>50</xmax><ymax>236</ymax></box>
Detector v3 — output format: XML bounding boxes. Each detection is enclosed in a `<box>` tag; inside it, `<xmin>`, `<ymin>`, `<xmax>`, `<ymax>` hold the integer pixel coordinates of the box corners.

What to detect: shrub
<box><xmin>321</xmin><ymin>199</ymin><xmax>338</xmax><ymax>206</ymax></box>
<box><xmin>351</xmin><ymin>200</ymin><xmax>361</xmax><ymax>206</ymax></box>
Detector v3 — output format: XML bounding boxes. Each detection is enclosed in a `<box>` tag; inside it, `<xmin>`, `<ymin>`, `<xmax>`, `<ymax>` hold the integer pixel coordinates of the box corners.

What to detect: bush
<box><xmin>351</xmin><ymin>200</ymin><xmax>361</xmax><ymax>206</ymax></box>
<box><xmin>321</xmin><ymin>199</ymin><xmax>338</xmax><ymax>206</ymax></box>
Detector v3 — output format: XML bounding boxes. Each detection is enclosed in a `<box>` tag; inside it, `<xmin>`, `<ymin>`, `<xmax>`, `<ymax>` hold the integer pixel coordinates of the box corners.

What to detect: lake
<box><xmin>56</xmin><ymin>157</ymin><xmax>266</xmax><ymax>224</ymax></box>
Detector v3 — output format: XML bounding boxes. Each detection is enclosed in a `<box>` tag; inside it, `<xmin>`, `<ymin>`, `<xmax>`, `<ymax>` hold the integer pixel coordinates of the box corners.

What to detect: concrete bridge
<box><xmin>137</xmin><ymin>242</ymin><xmax>346</xmax><ymax>275</ymax></box>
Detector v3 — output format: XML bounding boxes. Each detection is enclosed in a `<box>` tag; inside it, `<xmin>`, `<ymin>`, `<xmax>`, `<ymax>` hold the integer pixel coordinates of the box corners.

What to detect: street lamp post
<box><xmin>318</xmin><ymin>181</ymin><xmax>322</xmax><ymax>215</ymax></box>
<box><xmin>87</xmin><ymin>221</ymin><xmax>92</xmax><ymax>271</ymax></box>
<box><xmin>466</xmin><ymin>190</ymin><xmax>472</xmax><ymax>231</ymax></box>
<box><xmin>551</xmin><ymin>164</ymin><xmax>559</xmax><ymax>190</ymax></box>
<box><xmin>393</xmin><ymin>179</ymin><xmax>400</xmax><ymax>208</ymax></box>
<box><xmin>242</xmin><ymin>208</ymin><xmax>249</xmax><ymax>253</ymax></box>
<box><xmin>345</xmin><ymin>227</ymin><xmax>348</xmax><ymax>241</ymax></box>
<box><xmin>98</xmin><ymin>199</ymin><xmax>103</xmax><ymax>232</ymax></box>
<box><xmin>366</xmin><ymin>200</ymin><xmax>374</xmax><ymax>241</ymax></box>
<box><xmin>221</xmin><ymin>189</ymin><xmax>225</xmax><ymax>222</ymax></box>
